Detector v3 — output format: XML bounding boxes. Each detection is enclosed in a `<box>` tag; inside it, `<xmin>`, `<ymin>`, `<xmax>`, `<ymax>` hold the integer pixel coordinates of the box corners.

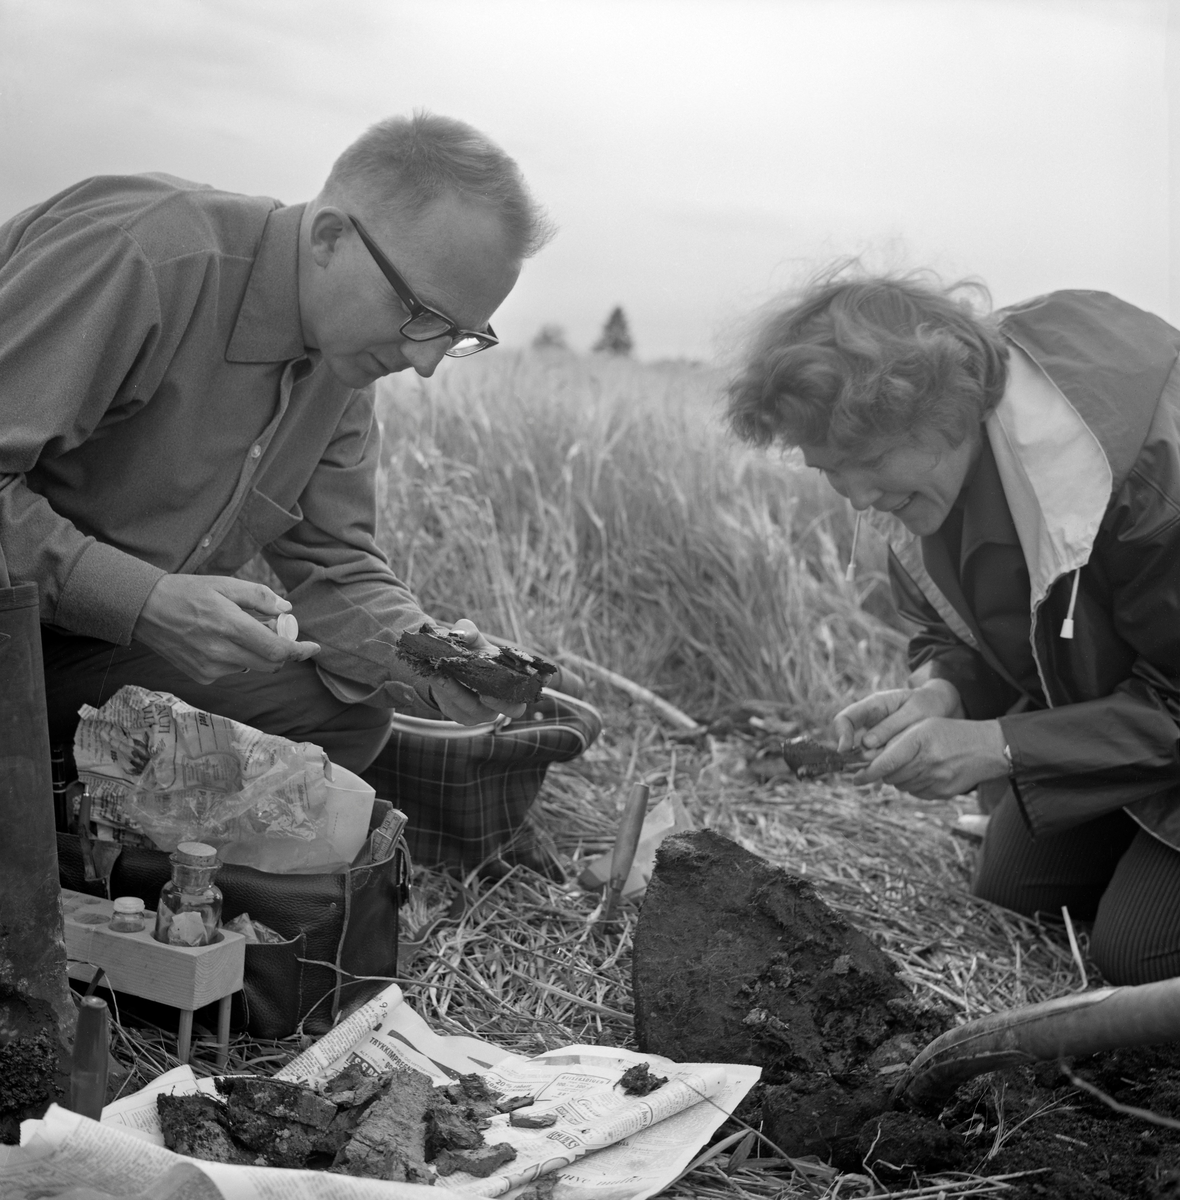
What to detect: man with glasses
<box><xmin>0</xmin><ymin>111</ymin><xmax>559</xmax><ymax>774</ymax></box>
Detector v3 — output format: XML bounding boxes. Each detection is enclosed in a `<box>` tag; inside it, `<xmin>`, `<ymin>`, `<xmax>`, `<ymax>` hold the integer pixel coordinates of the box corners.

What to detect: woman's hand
<box><xmin>851</xmin><ymin>716</ymin><xmax>1008</xmax><ymax>799</ymax></box>
<box><xmin>834</xmin><ymin>678</ymin><xmax>964</xmax><ymax>753</ymax></box>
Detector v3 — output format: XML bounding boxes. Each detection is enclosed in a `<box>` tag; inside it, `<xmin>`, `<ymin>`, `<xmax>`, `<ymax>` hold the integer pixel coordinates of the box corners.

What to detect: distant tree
<box><xmin>532</xmin><ymin>323</ymin><xmax>569</xmax><ymax>351</ymax></box>
<box><xmin>593</xmin><ymin>307</ymin><xmax>634</xmax><ymax>356</ymax></box>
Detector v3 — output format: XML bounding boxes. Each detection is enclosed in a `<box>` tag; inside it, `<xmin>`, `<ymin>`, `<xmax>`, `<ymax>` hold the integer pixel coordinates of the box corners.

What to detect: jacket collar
<box><xmin>865</xmin><ymin>341</ymin><xmax>1112</xmax><ymax>648</ymax></box>
<box><xmin>226</xmin><ymin>203</ymin><xmax>307</xmax><ymax>364</ymax></box>
<box><xmin>984</xmin><ymin>341</ymin><xmax>1111</xmax><ymax>610</ymax></box>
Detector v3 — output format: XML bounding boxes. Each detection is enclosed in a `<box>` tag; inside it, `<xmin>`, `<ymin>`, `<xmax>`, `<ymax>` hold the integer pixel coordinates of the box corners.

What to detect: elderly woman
<box><xmin>727</xmin><ymin>276</ymin><xmax>1180</xmax><ymax>985</ymax></box>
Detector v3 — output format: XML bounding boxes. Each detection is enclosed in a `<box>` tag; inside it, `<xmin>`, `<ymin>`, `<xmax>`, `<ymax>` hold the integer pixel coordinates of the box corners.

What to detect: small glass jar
<box><xmin>108</xmin><ymin>896</ymin><xmax>146</xmax><ymax>933</ymax></box>
<box><xmin>154</xmin><ymin>842</ymin><xmax>223</xmax><ymax>947</ymax></box>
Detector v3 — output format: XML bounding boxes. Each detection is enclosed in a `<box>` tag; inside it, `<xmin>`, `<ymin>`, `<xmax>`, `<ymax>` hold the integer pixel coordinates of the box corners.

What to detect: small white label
<box><xmin>167</xmin><ymin>911</ymin><xmax>208</xmax><ymax>946</ymax></box>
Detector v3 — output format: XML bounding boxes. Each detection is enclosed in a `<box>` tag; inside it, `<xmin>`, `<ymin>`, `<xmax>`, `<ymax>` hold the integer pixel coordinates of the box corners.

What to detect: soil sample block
<box><xmin>157</xmin><ymin>1094</ymin><xmax>254</xmax><ymax>1165</ymax></box>
<box><xmin>632</xmin><ymin>829</ymin><xmax>948</xmax><ymax>1168</ymax></box>
<box><xmin>216</xmin><ymin>1076</ymin><xmax>338</xmax><ymax>1169</ymax></box>
<box><xmin>331</xmin><ymin>1063</ymin><xmax>437</xmax><ymax>1183</ymax></box>
<box><xmin>396</xmin><ymin>624</ymin><xmax>556</xmax><ymax>706</ymax></box>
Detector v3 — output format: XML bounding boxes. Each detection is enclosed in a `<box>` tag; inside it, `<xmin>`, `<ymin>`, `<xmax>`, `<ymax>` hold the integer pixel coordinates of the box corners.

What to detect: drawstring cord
<box><xmin>852</xmin><ymin>503</ymin><xmax>1081</xmax><ymax>638</ymax></box>
<box><xmin>1060</xmin><ymin>568</ymin><xmax>1081</xmax><ymax>639</ymax></box>
<box><xmin>845</xmin><ymin>511</ymin><xmax>862</xmax><ymax>583</ymax></box>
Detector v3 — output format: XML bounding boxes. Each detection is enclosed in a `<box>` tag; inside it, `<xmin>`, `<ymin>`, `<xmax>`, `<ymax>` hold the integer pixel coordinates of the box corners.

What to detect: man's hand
<box><xmin>428</xmin><ymin>618</ymin><xmax>527</xmax><ymax>723</ymax></box>
<box><xmin>850</xmin><ymin>716</ymin><xmax>1008</xmax><ymax>799</ymax></box>
<box><xmin>834</xmin><ymin>678</ymin><xmax>964</xmax><ymax>753</ymax></box>
<box><xmin>134</xmin><ymin>575</ymin><xmax>320</xmax><ymax>684</ymax></box>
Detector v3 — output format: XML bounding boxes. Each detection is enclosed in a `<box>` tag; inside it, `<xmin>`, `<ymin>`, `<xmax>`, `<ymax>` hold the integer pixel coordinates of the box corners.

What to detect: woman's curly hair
<box><xmin>726</xmin><ymin>270</ymin><xmax>1009</xmax><ymax>457</ymax></box>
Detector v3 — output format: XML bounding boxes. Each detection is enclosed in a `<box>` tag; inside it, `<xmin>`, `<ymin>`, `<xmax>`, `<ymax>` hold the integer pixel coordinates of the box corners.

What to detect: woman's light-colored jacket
<box><xmin>883</xmin><ymin>291</ymin><xmax>1180</xmax><ymax>850</ymax></box>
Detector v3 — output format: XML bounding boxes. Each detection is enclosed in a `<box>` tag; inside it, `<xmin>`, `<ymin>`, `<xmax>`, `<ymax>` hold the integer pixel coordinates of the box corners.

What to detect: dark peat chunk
<box><xmin>781</xmin><ymin>736</ymin><xmax>864</xmax><ymax>780</ymax></box>
<box><xmin>396</xmin><ymin>623</ymin><xmax>557</xmax><ymax>706</ymax></box>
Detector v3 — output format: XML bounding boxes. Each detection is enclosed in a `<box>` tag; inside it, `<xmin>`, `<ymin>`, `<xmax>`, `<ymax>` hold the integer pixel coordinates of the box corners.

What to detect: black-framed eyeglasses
<box><xmin>348</xmin><ymin>214</ymin><xmax>498</xmax><ymax>358</ymax></box>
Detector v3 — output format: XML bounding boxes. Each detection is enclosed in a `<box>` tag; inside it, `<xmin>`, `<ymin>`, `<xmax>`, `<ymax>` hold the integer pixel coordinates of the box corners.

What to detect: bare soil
<box><xmin>0</xmin><ymin>991</ymin><xmax>68</xmax><ymax>1143</ymax></box>
<box><xmin>632</xmin><ymin>829</ymin><xmax>1180</xmax><ymax>1197</ymax></box>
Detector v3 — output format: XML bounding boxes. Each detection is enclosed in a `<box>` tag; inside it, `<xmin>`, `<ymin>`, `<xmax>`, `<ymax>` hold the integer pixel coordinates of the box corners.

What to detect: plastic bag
<box><xmin>73</xmin><ymin>686</ymin><xmax>346</xmax><ymax>867</ymax></box>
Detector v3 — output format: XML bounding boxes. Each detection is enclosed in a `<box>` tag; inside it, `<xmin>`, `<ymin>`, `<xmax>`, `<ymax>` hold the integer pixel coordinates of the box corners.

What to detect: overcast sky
<box><xmin>1</xmin><ymin>0</ymin><xmax>1176</xmax><ymax>360</ymax></box>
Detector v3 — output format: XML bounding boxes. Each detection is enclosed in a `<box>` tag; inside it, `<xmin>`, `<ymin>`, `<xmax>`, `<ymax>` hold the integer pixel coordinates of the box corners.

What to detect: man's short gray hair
<box><xmin>325</xmin><ymin>111</ymin><xmax>555</xmax><ymax>260</ymax></box>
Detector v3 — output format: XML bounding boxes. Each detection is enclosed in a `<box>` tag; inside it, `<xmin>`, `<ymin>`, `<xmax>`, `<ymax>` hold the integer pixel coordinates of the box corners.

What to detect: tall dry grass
<box><xmin>376</xmin><ymin>349</ymin><xmax>909</xmax><ymax>720</ymax></box>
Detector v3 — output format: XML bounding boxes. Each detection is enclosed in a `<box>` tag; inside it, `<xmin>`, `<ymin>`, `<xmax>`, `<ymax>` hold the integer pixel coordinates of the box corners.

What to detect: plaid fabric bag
<box><xmin>362</xmin><ymin>689</ymin><xmax>602</xmax><ymax>871</ymax></box>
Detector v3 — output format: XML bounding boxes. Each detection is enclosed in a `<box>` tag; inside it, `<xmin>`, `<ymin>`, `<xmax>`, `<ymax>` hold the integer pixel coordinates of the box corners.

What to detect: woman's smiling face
<box><xmin>800</xmin><ymin>425</ymin><xmax>984</xmax><ymax>537</ymax></box>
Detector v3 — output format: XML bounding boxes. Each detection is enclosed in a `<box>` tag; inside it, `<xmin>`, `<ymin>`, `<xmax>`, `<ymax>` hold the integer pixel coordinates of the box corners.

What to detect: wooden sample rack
<box><xmin>62</xmin><ymin>888</ymin><xmax>246</xmax><ymax>1067</ymax></box>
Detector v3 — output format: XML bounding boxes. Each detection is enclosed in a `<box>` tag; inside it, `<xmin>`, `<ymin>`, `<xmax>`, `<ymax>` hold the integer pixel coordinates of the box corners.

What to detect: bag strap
<box><xmin>385</xmin><ymin>688</ymin><xmax>604</xmax><ymax>741</ymax></box>
<box><xmin>386</xmin><ymin>710</ymin><xmax>513</xmax><ymax>741</ymax></box>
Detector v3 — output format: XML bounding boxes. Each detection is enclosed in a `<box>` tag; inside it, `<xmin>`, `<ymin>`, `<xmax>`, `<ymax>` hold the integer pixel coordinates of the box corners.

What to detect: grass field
<box><xmin>376</xmin><ymin>348</ymin><xmax>909</xmax><ymax>720</ymax></box>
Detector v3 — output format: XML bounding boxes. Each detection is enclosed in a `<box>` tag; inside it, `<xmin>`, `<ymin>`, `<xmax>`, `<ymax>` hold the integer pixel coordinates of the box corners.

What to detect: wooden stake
<box><xmin>600</xmin><ymin>783</ymin><xmax>650</xmax><ymax>927</ymax></box>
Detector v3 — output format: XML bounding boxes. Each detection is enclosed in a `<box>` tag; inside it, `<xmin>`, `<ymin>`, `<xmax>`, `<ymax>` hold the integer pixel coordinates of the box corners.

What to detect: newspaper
<box><xmin>0</xmin><ymin>984</ymin><xmax>759</xmax><ymax>1200</ymax></box>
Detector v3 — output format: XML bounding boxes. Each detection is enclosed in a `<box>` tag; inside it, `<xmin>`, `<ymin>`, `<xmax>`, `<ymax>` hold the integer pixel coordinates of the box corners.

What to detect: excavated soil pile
<box><xmin>632</xmin><ymin>830</ymin><xmax>1180</xmax><ymax>1196</ymax></box>
<box><xmin>159</xmin><ymin>1064</ymin><xmax>515</xmax><ymax>1182</ymax></box>
<box><xmin>633</xmin><ymin>829</ymin><xmax>950</xmax><ymax>1165</ymax></box>
<box><xmin>861</xmin><ymin>1043</ymin><xmax>1180</xmax><ymax>1198</ymax></box>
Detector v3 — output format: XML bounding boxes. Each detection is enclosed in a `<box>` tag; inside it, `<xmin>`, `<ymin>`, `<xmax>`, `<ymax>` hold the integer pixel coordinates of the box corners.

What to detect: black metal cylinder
<box><xmin>67</xmin><ymin>997</ymin><xmax>109</xmax><ymax>1120</ymax></box>
<box><xmin>0</xmin><ymin>583</ymin><xmax>75</xmax><ymax>1139</ymax></box>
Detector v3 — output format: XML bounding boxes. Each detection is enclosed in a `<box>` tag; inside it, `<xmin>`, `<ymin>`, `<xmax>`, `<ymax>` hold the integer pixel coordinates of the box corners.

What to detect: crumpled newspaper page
<box><xmin>73</xmin><ymin>685</ymin><xmax>329</xmax><ymax>854</ymax></box>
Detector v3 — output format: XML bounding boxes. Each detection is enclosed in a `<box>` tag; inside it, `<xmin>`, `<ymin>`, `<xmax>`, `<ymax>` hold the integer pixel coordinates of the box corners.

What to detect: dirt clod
<box><xmin>433</xmin><ymin>1142</ymin><xmax>516</xmax><ymax>1178</ymax></box>
<box><xmin>619</xmin><ymin>1063</ymin><xmax>667</xmax><ymax>1096</ymax></box>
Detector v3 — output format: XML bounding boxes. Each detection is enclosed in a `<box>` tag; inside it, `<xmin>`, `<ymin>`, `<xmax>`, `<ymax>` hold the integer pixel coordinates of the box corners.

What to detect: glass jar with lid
<box><xmin>154</xmin><ymin>842</ymin><xmax>223</xmax><ymax>946</ymax></box>
<box><xmin>108</xmin><ymin>896</ymin><xmax>146</xmax><ymax>933</ymax></box>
